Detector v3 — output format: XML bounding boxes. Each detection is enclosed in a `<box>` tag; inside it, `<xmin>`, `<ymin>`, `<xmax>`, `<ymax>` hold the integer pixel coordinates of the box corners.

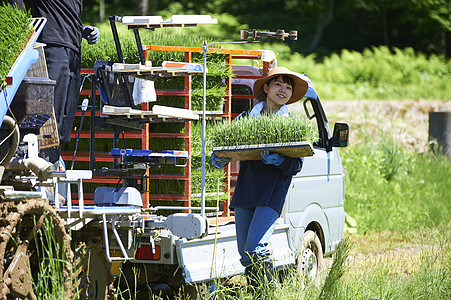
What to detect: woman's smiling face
<box><xmin>263</xmin><ymin>75</ymin><xmax>293</xmax><ymax>110</ymax></box>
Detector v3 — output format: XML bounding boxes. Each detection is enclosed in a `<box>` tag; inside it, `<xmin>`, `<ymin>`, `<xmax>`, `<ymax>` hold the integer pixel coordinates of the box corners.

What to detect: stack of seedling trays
<box><xmin>110</xmin><ymin>61</ymin><xmax>204</xmax><ymax>79</ymax></box>
<box><xmin>210</xmin><ymin>115</ymin><xmax>318</xmax><ymax>161</ymax></box>
<box><xmin>79</xmin><ymin>26</ymin><xmax>231</xmax><ymax>205</ymax></box>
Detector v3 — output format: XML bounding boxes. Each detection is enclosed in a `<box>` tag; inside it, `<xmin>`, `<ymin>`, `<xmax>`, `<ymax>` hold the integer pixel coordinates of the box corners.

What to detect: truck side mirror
<box><xmin>330</xmin><ymin>123</ymin><xmax>349</xmax><ymax>147</ymax></box>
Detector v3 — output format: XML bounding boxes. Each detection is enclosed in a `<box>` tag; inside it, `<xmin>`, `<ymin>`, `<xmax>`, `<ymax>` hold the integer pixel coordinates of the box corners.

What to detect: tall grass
<box><xmin>319</xmin><ymin>238</ymin><xmax>351</xmax><ymax>298</ymax></box>
<box><xmin>331</xmin><ymin>228</ymin><xmax>450</xmax><ymax>299</ymax></box>
<box><xmin>33</xmin><ymin>215</ymin><xmax>71</xmax><ymax>299</ymax></box>
<box><xmin>341</xmin><ymin>133</ymin><xmax>451</xmax><ymax>234</ymax></box>
<box><xmin>77</xmin><ymin>225</ymin><xmax>448</xmax><ymax>300</ymax></box>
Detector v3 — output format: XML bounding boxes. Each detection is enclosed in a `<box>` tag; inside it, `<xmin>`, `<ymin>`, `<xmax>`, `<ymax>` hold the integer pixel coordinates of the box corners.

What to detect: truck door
<box><xmin>284</xmin><ymin>97</ymin><xmax>345</xmax><ymax>255</ymax></box>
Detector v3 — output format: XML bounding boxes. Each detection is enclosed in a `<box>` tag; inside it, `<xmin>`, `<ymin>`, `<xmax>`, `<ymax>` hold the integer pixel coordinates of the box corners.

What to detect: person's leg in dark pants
<box><xmin>44</xmin><ymin>45</ymin><xmax>81</xmax><ymax>145</ymax></box>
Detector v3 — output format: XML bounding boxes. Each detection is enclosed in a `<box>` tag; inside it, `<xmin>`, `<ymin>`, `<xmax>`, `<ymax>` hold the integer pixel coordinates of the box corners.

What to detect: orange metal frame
<box><xmin>74</xmin><ymin>46</ymin><xmax>266</xmax><ymax>215</ymax></box>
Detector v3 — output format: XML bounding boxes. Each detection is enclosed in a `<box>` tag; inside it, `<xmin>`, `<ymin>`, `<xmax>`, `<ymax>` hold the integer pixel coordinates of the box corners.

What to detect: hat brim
<box><xmin>253</xmin><ymin>68</ymin><xmax>308</xmax><ymax>105</ymax></box>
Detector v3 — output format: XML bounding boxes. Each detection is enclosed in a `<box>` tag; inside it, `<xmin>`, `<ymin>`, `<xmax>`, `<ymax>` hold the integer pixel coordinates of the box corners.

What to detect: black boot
<box><xmin>245</xmin><ymin>265</ymin><xmax>260</xmax><ymax>288</ymax></box>
<box><xmin>245</xmin><ymin>264</ymin><xmax>261</xmax><ymax>299</ymax></box>
<box><xmin>261</xmin><ymin>259</ymin><xmax>275</xmax><ymax>285</ymax></box>
<box><xmin>245</xmin><ymin>258</ymin><xmax>275</xmax><ymax>299</ymax></box>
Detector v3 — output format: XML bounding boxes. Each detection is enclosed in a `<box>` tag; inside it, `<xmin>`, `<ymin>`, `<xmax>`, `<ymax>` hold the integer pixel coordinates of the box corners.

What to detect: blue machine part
<box><xmin>0</xmin><ymin>17</ymin><xmax>47</xmax><ymax>127</ymax></box>
<box><xmin>110</xmin><ymin>148</ymin><xmax>153</xmax><ymax>156</ymax></box>
<box><xmin>110</xmin><ymin>148</ymin><xmax>189</xmax><ymax>158</ymax></box>
<box><xmin>19</xmin><ymin>114</ymin><xmax>51</xmax><ymax>129</ymax></box>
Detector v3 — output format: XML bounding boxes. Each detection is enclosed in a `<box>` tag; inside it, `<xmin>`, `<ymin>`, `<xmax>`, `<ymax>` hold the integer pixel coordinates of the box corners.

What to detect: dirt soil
<box><xmin>291</xmin><ymin>100</ymin><xmax>451</xmax><ymax>153</ymax></box>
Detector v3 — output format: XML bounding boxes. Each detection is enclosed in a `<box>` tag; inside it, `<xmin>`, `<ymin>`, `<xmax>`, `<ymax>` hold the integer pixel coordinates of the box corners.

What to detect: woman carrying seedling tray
<box><xmin>211</xmin><ymin>67</ymin><xmax>308</xmax><ymax>293</ymax></box>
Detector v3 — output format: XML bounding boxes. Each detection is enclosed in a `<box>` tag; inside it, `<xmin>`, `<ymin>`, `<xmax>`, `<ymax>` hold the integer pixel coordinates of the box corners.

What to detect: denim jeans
<box><xmin>234</xmin><ymin>206</ymin><xmax>279</xmax><ymax>267</ymax></box>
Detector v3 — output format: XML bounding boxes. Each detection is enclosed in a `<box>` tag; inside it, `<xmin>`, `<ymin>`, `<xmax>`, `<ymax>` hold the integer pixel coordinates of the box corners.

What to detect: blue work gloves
<box><xmin>260</xmin><ymin>150</ymin><xmax>285</xmax><ymax>166</ymax></box>
<box><xmin>82</xmin><ymin>25</ymin><xmax>100</xmax><ymax>44</ymax></box>
<box><xmin>211</xmin><ymin>153</ymin><xmax>231</xmax><ymax>168</ymax></box>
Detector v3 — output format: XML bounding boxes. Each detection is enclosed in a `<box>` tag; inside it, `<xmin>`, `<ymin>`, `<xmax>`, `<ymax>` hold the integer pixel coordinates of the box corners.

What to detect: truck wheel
<box><xmin>75</xmin><ymin>243</ymin><xmax>114</xmax><ymax>299</ymax></box>
<box><xmin>0</xmin><ymin>199</ymin><xmax>73</xmax><ymax>299</ymax></box>
<box><xmin>296</xmin><ymin>230</ymin><xmax>323</xmax><ymax>281</ymax></box>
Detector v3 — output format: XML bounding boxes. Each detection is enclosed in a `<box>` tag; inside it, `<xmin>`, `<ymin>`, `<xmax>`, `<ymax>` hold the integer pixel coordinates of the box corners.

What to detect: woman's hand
<box><xmin>260</xmin><ymin>150</ymin><xmax>285</xmax><ymax>166</ymax></box>
<box><xmin>211</xmin><ymin>153</ymin><xmax>231</xmax><ymax>168</ymax></box>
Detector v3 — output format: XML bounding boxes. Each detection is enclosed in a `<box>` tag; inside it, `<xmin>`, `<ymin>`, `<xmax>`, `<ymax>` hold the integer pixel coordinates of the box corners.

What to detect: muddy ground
<box><xmin>291</xmin><ymin>100</ymin><xmax>451</xmax><ymax>153</ymax></box>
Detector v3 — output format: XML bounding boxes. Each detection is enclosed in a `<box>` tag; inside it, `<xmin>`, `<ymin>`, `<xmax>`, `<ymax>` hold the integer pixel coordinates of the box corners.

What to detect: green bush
<box><xmin>206</xmin><ymin>40</ymin><xmax>450</xmax><ymax>100</ymax></box>
<box><xmin>341</xmin><ymin>134</ymin><xmax>451</xmax><ymax>233</ymax></box>
<box><xmin>284</xmin><ymin>46</ymin><xmax>451</xmax><ymax>100</ymax></box>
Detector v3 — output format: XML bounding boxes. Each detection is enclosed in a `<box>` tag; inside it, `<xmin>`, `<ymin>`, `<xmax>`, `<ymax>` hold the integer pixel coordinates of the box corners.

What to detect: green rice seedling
<box><xmin>379</xmin><ymin>137</ymin><xmax>405</xmax><ymax>181</ymax></box>
<box><xmin>191</xmin><ymin>83</ymin><xmax>227</xmax><ymax>111</ymax></box>
<box><xmin>191</xmin><ymin>121</ymin><xmax>226</xmax><ymax>204</ymax></box>
<box><xmin>0</xmin><ymin>3</ymin><xmax>32</xmax><ymax>87</ymax></box>
<box><xmin>32</xmin><ymin>215</ymin><xmax>71</xmax><ymax>299</ymax></box>
<box><xmin>208</xmin><ymin>115</ymin><xmax>319</xmax><ymax>147</ymax></box>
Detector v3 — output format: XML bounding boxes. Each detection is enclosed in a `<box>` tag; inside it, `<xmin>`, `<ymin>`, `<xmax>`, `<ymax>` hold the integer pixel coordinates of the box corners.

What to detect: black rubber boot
<box><xmin>245</xmin><ymin>264</ymin><xmax>261</xmax><ymax>299</ymax></box>
<box><xmin>245</xmin><ymin>258</ymin><xmax>275</xmax><ymax>299</ymax></box>
<box><xmin>261</xmin><ymin>259</ymin><xmax>275</xmax><ymax>285</ymax></box>
<box><xmin>245</xmin><ymin>265</ymin><xmax>259</xmax><ymax>288</ymax></box>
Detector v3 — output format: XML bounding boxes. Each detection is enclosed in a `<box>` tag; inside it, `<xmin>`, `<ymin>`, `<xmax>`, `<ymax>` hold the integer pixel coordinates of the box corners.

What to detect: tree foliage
<box><xmin>76</xmin><ymin>0</ymin><xmax>451</xmax><ymax>57</ymax></box>
<box><xmin>8</xmin><ymin>0</ymin><xmax>449</xmax><ymax>56</ymax></box>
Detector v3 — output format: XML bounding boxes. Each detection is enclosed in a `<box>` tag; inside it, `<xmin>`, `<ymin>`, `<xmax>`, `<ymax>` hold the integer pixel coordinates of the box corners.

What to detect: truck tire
<box><xmin>0</xmin><ymin>199</ymin><xmax>73</xmax><ymax>299</ymax></box>
<box><xmin>296</xmin><ymin>230</ymin><xmax>323</xmax><ymax>281</ymax></box>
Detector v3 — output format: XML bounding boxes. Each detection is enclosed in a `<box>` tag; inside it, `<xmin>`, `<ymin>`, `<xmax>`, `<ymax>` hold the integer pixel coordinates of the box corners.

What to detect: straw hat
<box><xmin>253</xmin><ymin>67</ymin><xmax>308</xmax><ymax>105</ymax></box>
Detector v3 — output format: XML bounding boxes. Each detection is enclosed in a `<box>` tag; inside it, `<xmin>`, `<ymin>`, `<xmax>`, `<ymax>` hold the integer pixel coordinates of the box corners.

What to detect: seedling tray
<box><xmin>212</xmin><ymin>141</ymin><xmax>314</xmax><ymax>161</ymax></box>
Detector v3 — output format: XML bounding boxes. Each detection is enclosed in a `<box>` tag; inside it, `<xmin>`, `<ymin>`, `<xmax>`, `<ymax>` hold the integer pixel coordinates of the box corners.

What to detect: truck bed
<box><xmin>176</xmin><ymin>220</ymin><xmax>295</xmax><ymax>283</ymax></box>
